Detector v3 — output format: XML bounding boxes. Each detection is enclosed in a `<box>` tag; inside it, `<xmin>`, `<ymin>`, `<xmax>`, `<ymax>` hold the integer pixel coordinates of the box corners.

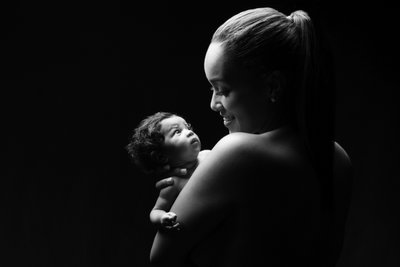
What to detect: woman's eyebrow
<box><xmin>210</xmin><ymin>80</ymin><xmax>230</xmax><ymax>89</ymax></box>
<box><xmin>209</xmin><ymin>79</ymin><xmax>222</xmax><ymax>86</ymax></box>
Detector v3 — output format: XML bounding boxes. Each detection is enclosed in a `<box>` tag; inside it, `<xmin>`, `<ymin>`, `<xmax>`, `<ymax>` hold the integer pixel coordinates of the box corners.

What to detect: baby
<box><xmin>126</xmin><ymin>112</ymin><xmax>210</xmax><ymax>230</ymax></box>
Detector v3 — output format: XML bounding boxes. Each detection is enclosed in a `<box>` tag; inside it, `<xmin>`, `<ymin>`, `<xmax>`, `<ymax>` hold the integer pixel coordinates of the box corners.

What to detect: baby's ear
<box><xmin>261</xmin><ymin>70</ymin><xmax>286</xmax><ymax>103</ymax></box>
<box><xmin>150</xmin><ymin>151</ymin><xmax>168</xmax><ymax>164</ymax></box>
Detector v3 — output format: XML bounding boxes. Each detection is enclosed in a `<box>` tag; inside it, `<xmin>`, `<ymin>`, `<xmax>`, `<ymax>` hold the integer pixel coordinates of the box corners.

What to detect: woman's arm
<box><xmin>149</xmin><ymin>133</ymin><xmax>261</xmax><ymax>266</ymax></box>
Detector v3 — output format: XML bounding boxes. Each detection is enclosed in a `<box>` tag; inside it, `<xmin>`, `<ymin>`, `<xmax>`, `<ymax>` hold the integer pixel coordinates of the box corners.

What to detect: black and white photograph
<box><xmin>3</xmin><ymin>1</ymin><xmax>399</xmax><ymax>266</ymax></box>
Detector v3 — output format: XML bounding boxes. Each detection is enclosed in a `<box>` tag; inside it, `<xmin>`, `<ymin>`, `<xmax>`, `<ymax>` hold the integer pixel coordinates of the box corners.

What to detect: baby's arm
<box><xmin>150</xmin><ymin>184</ymin><xmax>181</xmax><ymax>230</ymax></box>
<box><xmin>151</xmin><ymin>152</ymin><xmax>210</xmax><ymax>230</ymax></box>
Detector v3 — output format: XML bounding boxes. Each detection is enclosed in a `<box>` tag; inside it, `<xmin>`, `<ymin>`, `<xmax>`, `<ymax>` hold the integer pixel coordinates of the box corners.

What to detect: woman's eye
<box><xmin>220</xmin><ymin>90</ymin><xmax>230</xmax><ymax>96</ymax></box>
<box><xmin>216</xmin><ymin>90</ymin><xmax>230</xmax><ymax>96</ymax></box>
<box><xmin>211</xmin><ymin>86</ymin><xmax>230</xmax><ymax>96</ymax></box>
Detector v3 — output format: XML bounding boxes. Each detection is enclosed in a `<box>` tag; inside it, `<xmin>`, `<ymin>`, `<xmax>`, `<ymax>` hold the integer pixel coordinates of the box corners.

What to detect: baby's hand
<box><xmin>160</xmin><ymin>212</ymin><xmax>181</xmax><ymax>231</ymax></box>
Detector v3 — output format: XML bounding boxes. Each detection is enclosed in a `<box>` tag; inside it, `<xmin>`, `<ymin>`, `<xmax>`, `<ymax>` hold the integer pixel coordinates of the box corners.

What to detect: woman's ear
<box><xmin>261</xmin><ymin>70</ymin><xmax>285</xmax><ymax>103</ymax></box>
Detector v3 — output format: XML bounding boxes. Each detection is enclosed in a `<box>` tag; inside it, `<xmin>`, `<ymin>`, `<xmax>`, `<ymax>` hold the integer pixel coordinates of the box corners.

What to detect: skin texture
<box><xmin>159</xmin><ymin>116</ymin><xmax>201</xmax><ymax>168</ymax></box>
<box><xmin>205</xmin><ymin>43</ymin><xmax>276</xmax><ymax>134</ymax></box>
<box><xmin>150</xmin><ymin>150</ymin><xmax>210</xmax><ymax>229</ymax></box>
<box><xmin>149</xmin><ymin>116</ymin><xmax>209</xmax><ymax>229</ymax></box>
<box><xmin>150</xmin><ymin>41</ymin><xmax>352</xmax><ymax>267</ymax></box>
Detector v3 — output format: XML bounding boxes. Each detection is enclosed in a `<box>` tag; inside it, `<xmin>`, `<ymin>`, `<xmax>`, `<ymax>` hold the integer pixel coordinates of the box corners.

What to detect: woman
<box><xmin>150</xmin><ymin>7</ymin><xmax>352</xmax><ymax>267</ymax></box>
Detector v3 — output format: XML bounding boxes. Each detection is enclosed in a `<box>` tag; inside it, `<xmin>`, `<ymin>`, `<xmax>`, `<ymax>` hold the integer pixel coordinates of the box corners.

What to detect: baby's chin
<box><xmin>169</xmin><ymin>153</ymin><xmax>199</xmax><ymax>168</ymax></box>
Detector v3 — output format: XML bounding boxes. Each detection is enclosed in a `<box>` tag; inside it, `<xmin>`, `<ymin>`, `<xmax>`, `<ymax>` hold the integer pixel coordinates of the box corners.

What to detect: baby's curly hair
<box><xmin>126</xmin><ymin>112</ymin><xmax>177</xmax><ymax>174</ymax></box>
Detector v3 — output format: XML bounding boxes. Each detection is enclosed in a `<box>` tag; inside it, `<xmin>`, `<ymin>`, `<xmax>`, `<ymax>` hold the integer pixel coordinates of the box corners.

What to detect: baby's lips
<box><xmin>190</xmin><ymin>137</ymin><xmax>200</xmax><ymax>144</ymax></box>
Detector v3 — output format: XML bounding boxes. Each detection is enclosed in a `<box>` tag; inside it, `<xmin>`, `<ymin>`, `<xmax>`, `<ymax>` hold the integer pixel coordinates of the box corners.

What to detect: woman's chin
<box><xmin>224</xmin><ymin>118</ymin><xmax>237</xmax><ymax>133</ymax></box>
<box><xmin>227</xmin><ymin>126</ymin><xmax>239</xmax><ymax>134</ymax></box>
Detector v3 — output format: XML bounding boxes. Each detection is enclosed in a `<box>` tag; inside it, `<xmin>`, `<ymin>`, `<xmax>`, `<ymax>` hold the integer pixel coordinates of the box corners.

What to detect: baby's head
<box><xmin>126</xmin><ymin>112</ymin><xmax>201</xmax><ymax>174</ymax></box>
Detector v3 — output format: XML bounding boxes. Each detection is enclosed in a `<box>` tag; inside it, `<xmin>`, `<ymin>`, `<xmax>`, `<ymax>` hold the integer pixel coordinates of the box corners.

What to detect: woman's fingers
<box><xmin>151</xmin><ymin>165</ymin><xmax>187</xmax><ymax>178</ymax></box>
<box><xmin>155</xmin><ymin>177</ymin><xmax>175</xmax><ymax>190</ymax></box>
<box><xmin>169</xmin><ymin>168</ymin><xmax>187</xmax><ymax>177</ymax></box>
<box><xmin>147</xmin><ymin>164</ymin><xmax>171</xmax><ymax>177</ymax></box>
<box><xmin>154</xmin><ymin>168</ymin><xmax>187</xmax><ymax>190</ymax></box>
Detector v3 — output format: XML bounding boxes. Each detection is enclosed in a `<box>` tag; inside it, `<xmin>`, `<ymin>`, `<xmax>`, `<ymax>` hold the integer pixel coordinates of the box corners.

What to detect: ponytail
<box><xmin>290</xmin><ymin>10</ymin><xmax>317</xmax><ymax>88</ymax></box>
<box><xmin>291</xmin><ymin>10</ymin><xmax>335</xmax><ymax>214</ymax></box>
<box><xmin>289</xmin><ymin>10</ymin><xmax>318</xmax><ymax>167</ymax></box>
<box><xmin>212</xmin><ymin>8</ymin><xmax>335</xmax><ymax>212</ymax></box>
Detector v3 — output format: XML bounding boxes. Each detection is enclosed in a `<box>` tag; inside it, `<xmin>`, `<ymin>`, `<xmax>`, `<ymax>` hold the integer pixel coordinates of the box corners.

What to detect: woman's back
<box><xmin>190</xmin><ymin>128</ymin><xmax>352</xmax><ymax>267</ymax></box>
<box><xmin>149</xmin><ymin>7</ymin><xmax>352</xmax><ymax>267</ymax></box>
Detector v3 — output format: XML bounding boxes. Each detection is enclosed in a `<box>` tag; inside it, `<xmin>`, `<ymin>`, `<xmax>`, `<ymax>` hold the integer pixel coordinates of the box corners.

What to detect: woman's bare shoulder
<box><xmin>212</xmin><ymin>132</ymin><xmax>267</xmax><ymax>154</ymax></box>
<box><xmin>198</xmin><ymin>149</ymin><xmax>211</xmax><ymax>158</ymax></box>
<box><xmin>212</xmin><ymin>132</ymin><xmax>297</xmax><ymax>164</ymax></box>
<box><xmin>184</xmin><ymin>133</ymin><xmax>269</xmax><ymax>193</ymax></box>
<box><xmin>190</xmin><ymin>131</ymin><xmax>308</xmax><ymax>194</ymax></box>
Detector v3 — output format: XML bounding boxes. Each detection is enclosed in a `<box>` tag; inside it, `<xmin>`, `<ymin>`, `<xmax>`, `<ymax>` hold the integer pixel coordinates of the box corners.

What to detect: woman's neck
<box><xmin>256</xmin><ymin>114</ymin><xmax>292</xmax><ymax>134</ymax></box>
<box><xmin>256</xmin><ymin>104</ymin><xmax>296</xmax><ymax>134</ymax></box>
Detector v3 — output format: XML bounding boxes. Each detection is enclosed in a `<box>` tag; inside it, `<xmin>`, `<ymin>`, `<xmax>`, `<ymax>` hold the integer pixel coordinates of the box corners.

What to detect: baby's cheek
<box><xmin>180</xmin><ymin>146</ymin><xmax>196</xmax><ymax>160</ymax></box>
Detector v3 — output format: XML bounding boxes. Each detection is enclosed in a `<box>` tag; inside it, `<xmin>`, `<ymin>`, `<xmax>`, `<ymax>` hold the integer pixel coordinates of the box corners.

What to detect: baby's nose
<box><xmin>186</xmin><ymin>130</ymin><xmax>194</xmax><ymax>137</ymax></box>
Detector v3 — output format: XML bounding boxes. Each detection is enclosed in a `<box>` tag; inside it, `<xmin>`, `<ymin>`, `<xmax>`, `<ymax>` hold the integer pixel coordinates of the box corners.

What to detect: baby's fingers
<box><xmin>165</xmin><ymin>222</ymin><xmax>182</xmax><ymax>231</ymax></box>
<box><xmin>165</xmin><ymin>212</ymin><xmax>177</xmax><ymax>222</ymax></box>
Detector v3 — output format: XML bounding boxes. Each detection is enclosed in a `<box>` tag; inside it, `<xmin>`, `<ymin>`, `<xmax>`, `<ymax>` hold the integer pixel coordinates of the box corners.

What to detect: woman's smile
<box><xmin>221</xmin><ymin>113</ymin><xmax>234</xmax><ymax>127</ymax></box>
<box><xmin>205</xmin><ymin>42</ymin><xmax>272</xmax><ymax>133</ymax></box>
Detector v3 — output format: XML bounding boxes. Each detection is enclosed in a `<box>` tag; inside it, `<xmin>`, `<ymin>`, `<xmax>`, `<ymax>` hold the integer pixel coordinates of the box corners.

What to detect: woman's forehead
<box><xmin>204</xmin><ymin>43</ymin><xmax>229</xmax><ymax>83</ymax></box>
<box><xmin>204</xmin><ymin>42</ymin><xmax>256</xmax><ymax>86</ymax></box>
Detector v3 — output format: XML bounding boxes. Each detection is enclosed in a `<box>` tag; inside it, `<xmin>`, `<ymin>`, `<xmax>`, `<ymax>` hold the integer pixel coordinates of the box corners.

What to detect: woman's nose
<box><xmin>210</xmin><ymin>91</ymin><xmax>222</xmax><ymax>112</ymax></box>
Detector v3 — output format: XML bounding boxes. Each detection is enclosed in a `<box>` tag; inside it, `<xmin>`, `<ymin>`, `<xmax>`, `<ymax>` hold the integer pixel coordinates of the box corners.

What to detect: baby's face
<box><xmin>159</xmin><ymin>116</ymin><xmax>201</xmax><ymax>167</ymax></box>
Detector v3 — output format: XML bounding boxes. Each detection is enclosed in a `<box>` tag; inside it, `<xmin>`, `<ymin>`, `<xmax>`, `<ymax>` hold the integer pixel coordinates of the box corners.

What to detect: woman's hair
<box><xmin>211</xmin><ymin>8</ymin><xmax>318</xmax><ymax>123</ymax></box>
<box><xmin>126</xmin><ymin>112</ymin><xmax>177</xmax><ymax>174</ymax></box>
<box><xmin>212</xmin><ymin>8</ymin><xmax>335</xmax><ymax>210</ymax></box>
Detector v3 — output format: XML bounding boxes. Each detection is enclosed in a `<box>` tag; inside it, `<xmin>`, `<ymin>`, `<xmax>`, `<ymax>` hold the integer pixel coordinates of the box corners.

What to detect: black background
<box><xmin>3</xmin><ymin>0</ymin><xmax>399</xmax><ymax>266</ymax></box>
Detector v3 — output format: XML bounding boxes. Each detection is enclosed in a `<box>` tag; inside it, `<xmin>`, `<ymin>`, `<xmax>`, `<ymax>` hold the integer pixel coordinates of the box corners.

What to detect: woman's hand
<box><xmin>154</xmin><ymin>165</ymin><xmax>187</xmax><ymax>190</ymax></box>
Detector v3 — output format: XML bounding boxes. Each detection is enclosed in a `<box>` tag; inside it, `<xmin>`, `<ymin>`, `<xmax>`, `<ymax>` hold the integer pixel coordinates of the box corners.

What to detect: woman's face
<box><xmin>204</xmin><ymin>42</ymin><xmax>270</xmax><ymax>134</ymax></box>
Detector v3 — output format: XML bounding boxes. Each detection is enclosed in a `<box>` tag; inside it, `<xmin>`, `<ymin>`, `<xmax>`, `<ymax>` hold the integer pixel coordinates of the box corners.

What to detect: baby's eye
<box><xmin>186</xmin><ymin>123</ymin><xmax>193</xmax><ymax>131</ymax></box>
<box><xmin>173</xmin><ymin>129</ymin><xmax>182</xmax><ymax>135</ymax></box>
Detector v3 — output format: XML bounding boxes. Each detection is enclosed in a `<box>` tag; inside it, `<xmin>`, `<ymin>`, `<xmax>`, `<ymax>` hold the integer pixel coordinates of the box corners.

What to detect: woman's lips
<box><xmin>222</xmin><ymin>115</ymin><xmax>234</xmax><ymax>126</ymax></box>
